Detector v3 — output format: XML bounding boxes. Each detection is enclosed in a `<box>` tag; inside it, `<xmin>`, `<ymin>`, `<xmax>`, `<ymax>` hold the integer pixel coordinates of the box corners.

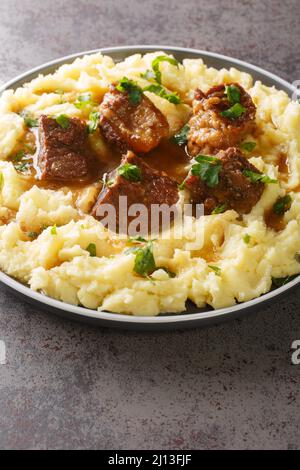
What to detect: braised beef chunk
<box><xmin>38</xmin><ymin>115</ymin><xmax>90</xmax><ymax>180</ymax></box>
<box><xmin>187</xmin><ymin>83</ymin><xmax>256</xmax><ymax>156</ymax></box>
<box><xmin>184</xmin><ymin>147</ymin><xmax>264</xmax><ymax>214</ymax></box>
<box><xmin>92</xmin><ymin>151</ymin><xmax>179</xmax><ymax>230</ymax></box>
<box><xmin>99</xmin><ymin>86</ymin><xmax>169</xmax><ymax>153</ymax></box>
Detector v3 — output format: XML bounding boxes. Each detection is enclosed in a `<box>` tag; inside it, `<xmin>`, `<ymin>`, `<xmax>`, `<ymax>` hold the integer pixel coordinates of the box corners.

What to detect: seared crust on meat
<box><xmin>91</xmin><ymin>151</ymin><xmax>179</xmax><ymax>233</ymax></box>
<box><xmin>99</xmin><ymin>85</ymin><xmax>169</xmax><ymax>153</ymax></box>
<box><xmin>187</xmin><ymin>83</ymin><xmax>256</xmax><ymax>156</ymax></box>
<box><xmin>38</xmin><ymin>115</ymin><xmax>91</xmax><ymax>181</ymax></box>
<box><xmin>184</xmin><ymin>147</ymin><xmax>264</xmax><ymax>214</ymax></box>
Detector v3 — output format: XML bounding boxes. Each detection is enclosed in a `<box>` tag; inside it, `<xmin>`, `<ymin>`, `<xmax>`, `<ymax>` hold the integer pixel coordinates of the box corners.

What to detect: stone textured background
<box><xmin>0</xmin><ymin>0</ymin><xmax>300</xmax><ymax>450</ymax></box>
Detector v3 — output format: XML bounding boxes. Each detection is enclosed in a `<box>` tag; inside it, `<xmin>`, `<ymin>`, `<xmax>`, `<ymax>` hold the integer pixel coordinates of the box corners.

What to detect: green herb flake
<box><xmin>134</xmin><ymin>242</ymin><xmax>156</xmax><ymax>277</ymax></box>
<box><xmin>20</xmin><ymin>111</ymin><xmax>38</xmax><ymax>128</ymax></box>
<box><xmin>220</xmin><ymin>103</ymin><xmax>246</xmax><ymax>120</ymax></box>
<box><xmin>128</xmin><ymin>236</ymin><xmax>148</xmax><ymax>244</ymax></box>
<box><xmin>118</xmin><ymin>163</ymin><xmax>142</xmax><ymax>182</ymax></box>
<box><xmin>225</xmin><ymin>84</ymin><xmax>241</xmax><ymax>105</ymax></box>
<box><xmin>151</xmin><ymin>56</ymin><xmax>179</xmax><ymax>84</ymax></box>
<box><xmin>55</xmin><ymin>114</ymin><xmax>70</xmax><ymax>129</ymax></box>
<box><xmin>191</xmin><ymin>154</ymin><xmax>222</xmax><ymax>188</ymax></box>
<box><xmin>74</xmin><ymin>93</ymin><xmax>95</xmax><ymax>109</ymax></box>
<box><xmin>27</xmin><ymin>231</ymin><xmax>38</xmax><ymax>239</ymax></box>
<box><xmin>243</xmin><ymin>233</ymin><xmax>251</xmax><ymax>244</ymax></box>
<box><xmin>212</xmin><ymin>203</ymin><xmax>227</xmax><ymax>214</ymax></box>
<box><xmin>178</xmin><ymin>179</ymin><xmax>187</xmax><ymax>190</ymax></box>
<box><xmin>14</xmin><ymin>162</ymin><xmax>30</xmax><ymax>172</ymax></box>
<box><xmin>172</xmin><ymin>124</ymin><xmax>190</xmax><ymax>146</ymax></box>
<box><xmin>272</xmin><ymin>275</ymin><xmax>298</xmax><ymax>288</ymax></box>
<box><xmin>13</xmin><ymin>151</ymin><xmax>26</xmax><ymax>162</ymax></box>
<box><xmin>87</xmin><ymin>111</ymin><xmax>100</xmax><ymax>134</ymax></box>
<box><xmin>86</xmin><ymin>243</ymin><xmax>97</xmax><ymax>257</ymax></box>
<box><xmin>143</xmin><ymin>84</ymin><xmax>181</xmax><ymax>104</ymax></box>
<box><xmin>54</xmin><ymin>88</ymin><xmax>64</xmax><ymax>95</ymax></box>
<box><xmin>116</xmin><ymin>77</ymin><xmax>143</xmax><ymax>105</ymax></box>
<box><xmin>208</xmin><ymin>265</ymin><xmax>222</xmax><ymax>276</ymax></box>
<box><xmin>240</xmin><ymin>141</ymin><xmax>256</xmax><ymax>153</ymax></box>
<box><xmin>0</xmin><ymin>172</ymin><xmax>4</xmax><ymax>191</ymax></box>
<box><xmin>243</xmin><ymin>170</ymin><xmax>277</xmax><ymax>184</ymax></box>
<box><xmin>50</xmin><ymin>225</ymin><xmax>57</xmax><ymax>235</ymax></box>
<box><xmin>273</xmin><ymin>195</ymin><xmax>292</xmax><ymax>215</ymax></box>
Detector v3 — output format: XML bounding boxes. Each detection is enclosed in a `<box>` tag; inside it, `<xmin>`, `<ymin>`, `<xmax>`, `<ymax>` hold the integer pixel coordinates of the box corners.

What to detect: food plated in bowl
<box><xmin>0</xmin><ymin>46</ymin><xmax>299</xmax><ymax>327</ymax></box>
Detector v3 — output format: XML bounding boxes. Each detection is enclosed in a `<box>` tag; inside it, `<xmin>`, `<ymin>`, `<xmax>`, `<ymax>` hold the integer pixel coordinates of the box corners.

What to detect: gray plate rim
<box><xmin>0</xmin><ymin>44</ymin><xmax>299</xmax><ymax>328</ymax></box>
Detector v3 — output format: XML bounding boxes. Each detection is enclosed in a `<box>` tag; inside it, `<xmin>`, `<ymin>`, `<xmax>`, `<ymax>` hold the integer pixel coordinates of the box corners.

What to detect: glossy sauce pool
<box><xmin>10</xmin><ymin>131</ymin><xmax>191</xmax><ymax>211</ymax></box>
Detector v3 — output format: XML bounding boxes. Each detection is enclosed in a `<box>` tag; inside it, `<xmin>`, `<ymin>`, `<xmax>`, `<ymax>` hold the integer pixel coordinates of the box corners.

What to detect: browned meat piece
<box><xmin>37</xmin><ymin>115</ymin><xmax>91</xmax><ymax>180</ymax></box>
<box><xmin>99</xmin><ymin>85</ymin><xmax>169</xmax><ymax>153</ymax></box>
<box><xmin>92</xmin><ymin>151</ymin><xmax>179</xmax><ymax>232</ymax></box>
<box><xmin>184</xmin><ymin>147</ymin><xmax>264</xmax><ymax>214</ymax></box>
<box><xmin>187</xmin><ymin>83</ymin><xmax>256</xmax><ymax>156</ymax></box>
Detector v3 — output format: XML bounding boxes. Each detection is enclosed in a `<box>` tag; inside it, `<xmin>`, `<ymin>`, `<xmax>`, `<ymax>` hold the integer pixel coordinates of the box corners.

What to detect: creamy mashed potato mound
<box><xmin>0</xmin><ymin>51</ymin><xmax>299</xmax><ymax>315</ymax></box>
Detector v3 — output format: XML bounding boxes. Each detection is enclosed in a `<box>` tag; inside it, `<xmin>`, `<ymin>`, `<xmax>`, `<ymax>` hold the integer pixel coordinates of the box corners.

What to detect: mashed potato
<box><xmin>0</xmin><ymin>51</ymin><xmax>299</xmax><ymax>315</ymax></box>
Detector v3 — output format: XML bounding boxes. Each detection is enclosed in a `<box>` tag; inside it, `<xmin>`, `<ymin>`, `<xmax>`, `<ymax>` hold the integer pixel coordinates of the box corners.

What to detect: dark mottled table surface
<box><xmin>0</xmin><ymin>0</ymin><xmax>299</xmax><ymax>450</ymax></box>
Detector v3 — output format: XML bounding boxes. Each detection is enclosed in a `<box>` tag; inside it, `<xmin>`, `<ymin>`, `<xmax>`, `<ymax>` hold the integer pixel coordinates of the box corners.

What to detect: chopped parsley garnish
<box><xmin>21</xmin><ymin>111</ymin><xmax>38</xmax><ymax>128</ymax></box>
<box><xmin>14</xmin><ymin>162</ymin><xmax>30</xmax><ymax>172</ymax></box>
<box><xmin>220</xmin><ymin>103</ymin><xmax>246</xmax><ymax>120</ymax></box>
<box><xmin>118</xmin><ymin>163</ymin><xmax>142</xmax><ymax>182</ymax></box>
<box><xmin>240</xmin><ymin>141</ymin><xmax>256</xmax><ymax>153</ymax></box>
<box><xmin>116</xmin><ymin>77</ymin><xmax>143</xmax><ymax>105</ymax></box>
<box><xmin>243</xmin><ymin>233</ymin><xmax>251</xmax><ymax>244</ymax></box>
<box><xmin>243</xmin><ymin>170</ymin><xmax>277</xmax><ymax>184</ymax></box>
<box><xmin>143</xmin><ymin>84</ymin><xmax>181</xmax><ymax>104</ymax></box>
<box><xmin>172</xmin><ymin>124</ymin><xmax>190</xmax><ymax>146</ymax></box>
<box><xmin>27</xmin><ymin>231</ymin><xmax>38</xmax><ymax>239</ymax></box>
<box><xmin>133</xmin><ymin>242</ymin><xmax>156</xmax><ymax>277</ymax></box>
<box><xmin>212</xmin><ymin>203</ymin><xmax>227</xmax><ymax>214</ymax></box>
<box><xmin>86</xmin><ymin>243</ymin><xmax>97</xmax><ymax>257</ymax></box>
<box><xmin>51</xmin><ymin>225</ymin><xmax>57</xmax><ymax>235</ymax></box>
<box><xmin>74</xmin><ymin>93</ymin><xmax>95</xmax><ymax>109</ymax></box>
<box><xmin>87</xmin><ymin>111</ymin><xmax>100</xmax><ymax>134</ymax></box>
<box><xmin>128</xmin><ymin>236</ymin><xmax>148</xmax><ymax>244</ymax></box>
<box><xmin>0</xmin><ymin>172</ymin><xmax>4</xmax><ymax>190</ymax></box>
<box><xmin>273</xmin><ymin>195</ymin><xmax>292</xmax><ymax>215</ymax></box>
<box><xmin>54</xmin><ymin>88</ymin><xmax>64</xmax><ymax>95</ymax></box>
<box><xmin>272</xmin><ymin>275</ymin><xmax>298</xmax><ymax>288</ymax></box>
<box><xmin>208</xmin><ymin>265</ymin><xmax>222</xmax><ymax>276</ymax></box>
<box><xmin>151</xmin><ymin>56</ymin><xmax>179</xmax><ymax>84</ymax></box>
<box><xmin>178</xmin><ymin>180</ymin><xmax>186</xmax><ymax>190</ymax></box>
<box><xmin>55</xmin><ymin>114</ymin><xmax>70</xmax><ymax>129</ymax></box>
<box><xmin>225</xmin><ymin>84</ymin><xmax>241</xmax><ymax>105</ymax></box>
<box><xmin>191</xmin><ymin>155</ymin><xmax>222</xmax><ymax>188</ymax></box>
<box><xmin>13</xmin><ymin>150</ymin><xmax>26</xmax><ymax>162</ymax></box>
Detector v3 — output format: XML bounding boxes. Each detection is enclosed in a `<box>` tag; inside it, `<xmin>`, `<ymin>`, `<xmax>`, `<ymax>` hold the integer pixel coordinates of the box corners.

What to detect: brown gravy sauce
<box><xmin>264</xmin><ymin>207</ymin><xmax>285</xmax><ymax>232</ymax></box>
<box><xmin>10</xmin><ymin>132</ymin><xmax>190</xmax><ymax>204</ymax></box>
<box><xmin>278</xmin><ymin>152</ymin><xmax>290</xmax><ymax>182</ymax></box>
